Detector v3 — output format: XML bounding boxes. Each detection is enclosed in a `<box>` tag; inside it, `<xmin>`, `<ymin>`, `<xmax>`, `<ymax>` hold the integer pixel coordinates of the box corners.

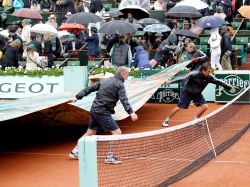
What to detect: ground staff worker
<box><xmin>162</xmin><ymin>63</ymin><xmax>238</xmax><ymax>127</ymax></box>
<box><xmin>69</xmin><ymin>66</ymin><xmax>138</xmax><ymax>164</ymax></box>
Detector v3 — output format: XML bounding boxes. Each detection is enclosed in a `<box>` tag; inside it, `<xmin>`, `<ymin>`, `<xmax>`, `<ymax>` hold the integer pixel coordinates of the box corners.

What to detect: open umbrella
<box><xmin>11</xmin><ymin>8</ymin><xmax>42</xmax><ymax>19</ymax></box>
<box><xmin>138</xmin><ymin>18</ymin><xmax>161</xmax><ymax>26</ymax></box>
<box><xmin>58</xmin><ymin>23</ymin><xmax>85</xmax><ymax>31</ymax></box>
<box><xmin>175</xmin><ymin>30</ymin><xmax>199</xmax><ymax>39</ymax></box>
<box><xmin>143</xmin><ymin>24</ymin><xmax>171</xmax><ymax>33</ymax></box>
<box><xmin>98</xmin><ymin>20</ymin><xmax>137</xmax><ymax>35</ymax></box>
<box><xmin>238</xmin><ymin>6</ymin><xmax>250</xmax><ymax>19</ymax></box>
<box><xmin>31</xmin><ymin>24</ymin><xmax>58</xmax><ymax>35</ymax></box>
<box><xmin>175</xmin><ymin>0</ymin><xmax>209</xmax><ymax>10</ymax></box>
<box><xmin>195</xmin><ymin>15</ymin><xmax>225</xmax><ymax>28</ymax></box>
<box><xmin>119</xmin><ymin>5</ymin><xmax>150</xmax><ymax>19</ymax></box>
<box><xmin>104</xmin><ymin>10</ymin><xmax>123</xmax><ymax>17</ymax></box>
<box><xmin>166</xmin><ymin>5</ymin><xmax>202</xmax><ymax>18</ymax></box>
<box><xmin>66</xmin><ymin>12</ymin><xmax>102</xmax><ymax>25</ymax></box>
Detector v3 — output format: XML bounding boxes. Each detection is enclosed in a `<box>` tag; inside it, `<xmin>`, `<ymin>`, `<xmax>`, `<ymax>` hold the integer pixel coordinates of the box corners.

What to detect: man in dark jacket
<box><xmin>90</xmin><ymin>0</ymin><xmax>103</xmax><ymax>14</ymax></box>
<box><xmin>68</xmin><ymin>66</ymin><xmax>138</xmax><ymax>163</ymax></box>
<box><xmin>57</xmin><ymin>0</ymin><xmax>76</xmax><ymax>19</ymax></box>
<box><xmin>219</xmin><ymin>25</ymin><xmax>232</xmax><ymax>69</ymax></box>
<box><xmin>162</xmin><ymin>63</ymin><xmax>237</xmax><ymax>127</ymax></box>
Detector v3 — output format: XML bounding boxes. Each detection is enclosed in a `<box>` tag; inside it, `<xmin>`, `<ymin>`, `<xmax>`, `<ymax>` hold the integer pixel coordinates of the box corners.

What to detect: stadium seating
<box><xmin>231</xmin><ymin>22</ymin><xmax>241</xmax><ymax>30</ymax></box>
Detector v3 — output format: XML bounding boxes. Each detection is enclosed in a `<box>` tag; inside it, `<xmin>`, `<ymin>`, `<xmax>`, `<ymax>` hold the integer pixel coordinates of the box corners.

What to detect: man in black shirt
<box><xmin>162</xmin><ymin>63</ymin><xmax>237</xmax><ymax>127</ymax></box>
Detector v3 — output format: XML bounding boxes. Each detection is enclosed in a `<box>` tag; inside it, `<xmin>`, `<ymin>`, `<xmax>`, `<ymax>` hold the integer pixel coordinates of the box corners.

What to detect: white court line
<box><xmin>0</xmin><ymin>151</ymin><xmax>68</xmax><ymax>156</ymax></box>
<box><xmin>213</xmin><ymin>160</ymin><xmax>250</xmax><ymax>164</ymax></box>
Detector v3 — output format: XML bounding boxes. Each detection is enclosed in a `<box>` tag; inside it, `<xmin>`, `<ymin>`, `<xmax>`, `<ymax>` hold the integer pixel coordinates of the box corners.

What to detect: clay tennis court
<box><xmin>0</xmin><ymin>103</ymin><xmax>249</xmax><ymax>187</ymax></box>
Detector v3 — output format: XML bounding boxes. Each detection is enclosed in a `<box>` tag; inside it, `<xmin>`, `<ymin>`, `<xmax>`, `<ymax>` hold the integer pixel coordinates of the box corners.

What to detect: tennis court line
<box><xmin>0</xmin><ymin>151</ymin><xmax>68</xmax><ymax>156</ymax></box>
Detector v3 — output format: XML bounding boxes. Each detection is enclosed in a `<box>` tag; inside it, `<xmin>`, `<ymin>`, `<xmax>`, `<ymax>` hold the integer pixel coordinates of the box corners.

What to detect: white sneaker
<box><xmin>162</xmin><ymin>120</ymin><xmax>169</xmax><ymax>127</ymax></box>
<box><xmin>104</xmin><ymin>154</ymin><xmax>122</xmax><ymax>164</ymax></box>
<box><xmin>68</xmin><ymin>151</ymin><xmax>78</xmax><ymax>160</ymax></box>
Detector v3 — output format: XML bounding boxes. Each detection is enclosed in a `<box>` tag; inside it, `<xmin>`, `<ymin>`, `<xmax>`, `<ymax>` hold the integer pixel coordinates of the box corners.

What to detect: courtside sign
<box><xmin>0</xmin><ymin>76</ymin><xmax>64</xmax><ymax>98</ymax></box>
<box><xmin>215</xmin><ymin>71</ymin><xmax>250</xmax><ymax>102</ymax></box>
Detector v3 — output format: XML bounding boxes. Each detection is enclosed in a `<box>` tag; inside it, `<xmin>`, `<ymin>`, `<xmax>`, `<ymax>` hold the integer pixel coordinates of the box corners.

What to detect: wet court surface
<box><xmin>0</xmin><ymin>103</ymin><xmax>249</xmax><ymax>187</ymax></box>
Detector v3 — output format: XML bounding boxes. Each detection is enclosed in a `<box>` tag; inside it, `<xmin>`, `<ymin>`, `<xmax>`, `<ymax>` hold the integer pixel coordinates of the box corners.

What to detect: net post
<box><xmin>205</xmin><ymin>117</ymin><xmax>217</xmax><ymax>158</ymax></box>
<box><xmin>78</xmin><ymin>136</ymin><xmax>98</xmax><ymax>187</ymax></box>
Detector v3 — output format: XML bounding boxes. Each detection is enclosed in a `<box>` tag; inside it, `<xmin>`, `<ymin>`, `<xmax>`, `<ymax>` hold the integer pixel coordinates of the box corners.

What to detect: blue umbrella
<box><xmin>195</xmin><ymin>16</ymin><xmax>225</xmax><ymax>28</ymax></box>
<box><xmin>143</xmin><ymin>24</ymin><xmax>171</xmax><ymax>33</ymax></box>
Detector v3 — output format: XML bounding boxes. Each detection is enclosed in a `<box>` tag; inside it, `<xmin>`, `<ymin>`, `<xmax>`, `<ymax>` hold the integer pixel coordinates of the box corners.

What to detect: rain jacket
<box><xmin>132</xmin><ymin>45</ymin><xmax>151</xmax><ymax>69</ymax></box>
<box><xmin>76</xmin><ymin>73</ymin><xmax>134</xmax><ymax>115</ymax></box>
<box><xmin>171</xmin><ymin>70</ymin><xmax>232</xmax><ymax>96</ymax></box>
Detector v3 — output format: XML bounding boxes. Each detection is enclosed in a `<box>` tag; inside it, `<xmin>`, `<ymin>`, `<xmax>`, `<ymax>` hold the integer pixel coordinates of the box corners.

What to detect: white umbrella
<box><xmin>0</xmin><ymin>30</ymin><xmax>9</xmax><ymax>37</ymax></box>
<box><xmin>57</xmin><ymin>30</ymin><xmax>70</xmax><ymax>38</ymax></box>
<box><xmin>175</xmin><ymin>0</ymin><xmax>209</xmax><ymax>10</ymax></box>
<box><xmin>31</xmin><ymin>24</ymin><xmax>58</xmax><ymax>35</ymax></box>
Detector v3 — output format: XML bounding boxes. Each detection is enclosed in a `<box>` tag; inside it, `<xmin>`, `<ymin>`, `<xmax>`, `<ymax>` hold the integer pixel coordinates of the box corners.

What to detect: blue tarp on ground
<box><xmin>0</xmin><ymin>61</ymin><xmax>191</xmax><ymax>122</ymax></box>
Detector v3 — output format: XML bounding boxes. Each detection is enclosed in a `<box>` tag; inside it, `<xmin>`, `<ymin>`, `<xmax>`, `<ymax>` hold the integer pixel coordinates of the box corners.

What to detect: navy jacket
<box><xmin>171</xmin><ymin>70</ymin><xmax>232</xmax><ymax>95</ymax></box>
<box><xmin>76</xmin><ymin>73</ymin><xmax>133</xmax><ymax>115</ymax></box>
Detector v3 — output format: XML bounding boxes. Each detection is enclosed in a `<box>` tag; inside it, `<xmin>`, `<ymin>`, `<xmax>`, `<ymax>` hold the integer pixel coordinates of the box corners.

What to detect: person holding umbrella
<box><xmin>85</xmin><ymin>27</ymin><xmax>100</xmax><ymax>60</ymax></box>
<box><xmin>208</xmin><ymin>27</ymin><xmax>223</xmax><ymax>70</ymax></box>
<box><xmin>125</xmin><ymin>12</ymin><xmax>138</xmax><ymax>24</ymax></box>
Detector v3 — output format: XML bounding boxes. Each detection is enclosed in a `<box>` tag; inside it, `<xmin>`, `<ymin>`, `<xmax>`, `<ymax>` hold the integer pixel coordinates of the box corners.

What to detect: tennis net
<box><xmin>78</xmin><ymin>86</ymin><xmax>250</xmax><ymax>187</ymax></box>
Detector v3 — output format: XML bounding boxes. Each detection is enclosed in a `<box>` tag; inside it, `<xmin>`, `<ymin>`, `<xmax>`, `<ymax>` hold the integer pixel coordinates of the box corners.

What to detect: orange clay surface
<box><xmin>0</xmin><ymin>103</ymin><xmax>249</xmax><ymax>187</ymax></box>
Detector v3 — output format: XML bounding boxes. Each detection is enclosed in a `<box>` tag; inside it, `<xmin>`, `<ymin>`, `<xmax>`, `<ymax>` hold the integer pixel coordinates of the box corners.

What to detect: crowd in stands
<box><xmin>0</xmin><ymin>0</ymin><xmax>249</xmax><ymax>72</ymax></box>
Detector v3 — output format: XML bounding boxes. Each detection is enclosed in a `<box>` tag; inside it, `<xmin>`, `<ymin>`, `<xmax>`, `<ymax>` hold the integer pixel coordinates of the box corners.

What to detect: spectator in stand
<box><xmin>208</xmin><ymin>27</ymin><xmax>223</xmax><ymax>70</ymax></box>
<box><xmin>30</xmin><ymin>0</ymin><xmax>41</xmax><ymax>11</ymax></box>
<box><xmin>42</xmin><ymin>32</ymin><xmax>54</xmax><ymax>68</ymax></box>
<box><xmin>0</xmin><ymin>34</ymin><xmax>7</xmax><ymax>53</ymax></box>
<box><xmin>149</xmin><ymin>33</ymin><xmax>178</xmax><ymax>67</ymax></box>
<box><xmin>90</xmin><ymin>0</ymin><xmax>103</xmax><ymax>14</ymax></box>
<box><xmin>8</xmin><ymin>26</ymin><xmax>24</xmax><ymax>61</ymax></box>
<box><xmin>85</xmin><ymin>27</ymin><xmax>100</xmax><ymax>60</ymax></box>
<box><xmin>23</xmin><ymin>43</ymin><xmax>41</xmax><ymax>70</ymax></box>
<box><xmin>131</xmin><ymin>45</ymin><xmax>152</xmax><ymax>69</ymax></box>
<box><xmin>110</xmin><ymin>35</ymin><xmax>132</xmax><ymax>67</ymax></box>
<box><xmin>125</xmin><ymin>33</ymin><xmax>137</xmax><ymax>55</ymax></box>
<box><xmin>28</xmin><ymin>34</ymin><xmax>42</xmax><ymax>55</ymax></box>
<box><xmin>182</xmin><ymin>42</ymin><xmax>208</xmax><ymax>71</ymax></box>
<box><xmin>125</xmin><ymin>12</ymin><xmax>138</xmax><ymax>24</ymax></box>
<box><xmin>0</xmin><ymin>39</ymin><xmax>21</xmax><ymax>69</ymax></box>
<box><xmin>13</xmin><ymin>0</ymin><xmax>24</xmax><ymax>11</ymax></box>
<box><xmin>152</xmin><ymin>33</ymin><xmax>162</xmax><ymax>50</ymax></box>
<box><xmin>219</xmin><ymin>25</ymin><xmax>233</xmax><ymax>70</ymax></box>
<box><xmin>57</xmin><ymin>0</ymin><xmax>76</xmax><ymax>19</ymax></box>
<box><xmin>76</xmin><ymin>0</ymin><xmax>90</xmax><ymax>12</ymax></box>
<box><xmin>183</xmin><ymin>20</ymin><xmax>191</xmax><ymax>30</ymax></box>
<box><xmin>153</xmin><ymin>0</ymin><xmax>166</xmax><ymax>11</ymax></box>
<box><xmin>212</xmin><ymin>0</ymin><xmax>232</xmax><ymax>21</ymax></box>
<box><xmin>63</xmin><ymin>11</ymin><xmax>72</xmax><ymax>22</ymax></box>
<box><xmin>16</xmin><ymin>27</ymin><xmax>22</xmax><ymax>37</ymax></box>
<box><xmin>40</xmin><ymin>0</ymin><xmax>51</xmax><ymax>12</ymax></box>
<box><xmin>214</xmin><ymin>6</ymin><xmax>226</xmax><ymax>20</ymax></box>
<box><xmin>63</xmin><ymin>34</ymin><xmax>83</xmax><ymax>58</ymax></box>
<box><xmin>46</xmin><ymin>14</ymin><xmax>58</xmax><ymax>29</ymax></box>
<box><xmin>21</xmin><ymin>19</ymin><xmax>32</xmax><ymax>49</ymax></box>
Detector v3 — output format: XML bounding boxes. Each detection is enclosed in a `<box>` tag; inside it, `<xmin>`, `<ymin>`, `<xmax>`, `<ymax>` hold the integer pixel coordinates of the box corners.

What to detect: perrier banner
<box><xmin>215</xmin><ymin>71</ymin><xmax>250</xmax><ymax>102</ymax></box>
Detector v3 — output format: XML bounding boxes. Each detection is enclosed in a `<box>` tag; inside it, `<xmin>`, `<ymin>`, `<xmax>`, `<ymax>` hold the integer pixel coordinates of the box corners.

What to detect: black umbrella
<box><xmin>166</xmin><ymin>5</ymin><xmax>202</xmax><ymax>18</ymax></box>
<box><xmin>66</xmin><ymin>12</ymin><xmax>102</xmax><ymax>25</ymax></box>
<box><xmin>98</xmin><ymin>20</ymin><xmax>137</xmax><ymax>35</ymax></box>
<box><xmin>119</xmin><ymin>5</ymin><xmax>149</xmax><ymax>20</ymax></box>
<box><xmin>138</xmin><ymin>18</ymin><xmax>161</xmax><ymax>26</ymax></box>
<box><xmin>175</xmin><ymin>30</ymin><xmax>199</xmax><ymax>39</ymax></box>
